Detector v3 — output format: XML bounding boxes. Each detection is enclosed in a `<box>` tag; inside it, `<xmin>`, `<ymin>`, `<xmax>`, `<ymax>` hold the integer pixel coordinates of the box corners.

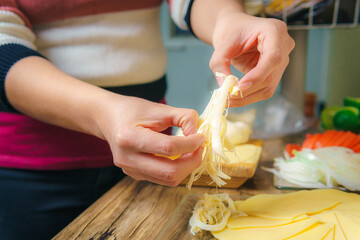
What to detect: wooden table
<box><xmin>53</xmin><ymin>132</ymin><xmax>307</xmax><ymax>240</ymax></box>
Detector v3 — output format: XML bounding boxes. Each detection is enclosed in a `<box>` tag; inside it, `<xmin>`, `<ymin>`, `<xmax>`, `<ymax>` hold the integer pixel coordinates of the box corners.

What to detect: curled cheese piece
<box><xmin>189</xmin><ymin>193</ymin><xmax>246</xmax><ymax>235</ymax></box>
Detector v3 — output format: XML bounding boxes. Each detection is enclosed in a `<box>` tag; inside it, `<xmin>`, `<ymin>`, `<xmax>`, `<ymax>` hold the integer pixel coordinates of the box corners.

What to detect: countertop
<box><xmin>53</xmin><ymin>132</ymin><xmax>307</xmax><ymax>240</ymax></box>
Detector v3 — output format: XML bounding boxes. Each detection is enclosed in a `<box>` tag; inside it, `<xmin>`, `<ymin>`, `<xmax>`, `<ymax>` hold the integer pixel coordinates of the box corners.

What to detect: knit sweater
<box><xmin>0</xmin><ymin>0</ymin><xmax>194</xmax><ymax>170</ymax></box>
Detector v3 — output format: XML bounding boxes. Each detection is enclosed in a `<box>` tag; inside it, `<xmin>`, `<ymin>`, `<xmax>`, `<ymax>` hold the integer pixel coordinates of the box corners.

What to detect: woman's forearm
<box><xmin>190</xmin><ymin>0</ymin><xmax>245</xmax><ymax>45</ymax></box>
<box><xmin>5</xmin><ymin>56</ymin><xmax>206</xmax><ymax>186</ymax></box>
<box><xmin>5</xmin><ymin>56</ymin><xmax>112</xmax><ymax>140</ymax></box>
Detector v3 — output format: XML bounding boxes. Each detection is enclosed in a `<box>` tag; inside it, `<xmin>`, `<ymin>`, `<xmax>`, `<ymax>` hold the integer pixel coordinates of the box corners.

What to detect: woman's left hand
<box><xmin>209</xmin><ymin>12</ymin><xmax>295</xmax><ymax>107</ymax></box>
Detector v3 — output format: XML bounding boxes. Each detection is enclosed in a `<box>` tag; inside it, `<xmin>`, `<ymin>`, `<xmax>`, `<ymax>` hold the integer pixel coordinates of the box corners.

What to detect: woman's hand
<box><xmin>96</xmin><ymin>95</ymin><xmax>205</xmax><ymax>187</ymax></box>
<box><xmin>6</xmin><ymin>57</ymin><xmax>203</xmax><ymax>187</ymax></box>
<box><xmin>210</xmin><ymin>12</ymin><xmax>295</xmax><ymax>107</ymax></box>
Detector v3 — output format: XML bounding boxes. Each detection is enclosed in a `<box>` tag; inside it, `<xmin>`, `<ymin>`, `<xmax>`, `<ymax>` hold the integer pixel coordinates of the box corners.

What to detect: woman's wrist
<box><xmin>190</xmin><ymin>0</ymin><xmax>245</xmax><ymax>44</ymax></box>
<box><xmin>87</xmin><ymin>90</ymin><xmax>126</xmax><ymax>141</ymax></box>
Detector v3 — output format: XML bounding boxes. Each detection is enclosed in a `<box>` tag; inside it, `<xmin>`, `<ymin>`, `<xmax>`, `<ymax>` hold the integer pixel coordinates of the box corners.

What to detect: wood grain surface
<box><xmin>53</xmin><ymin>132</ymin><xmax>308</xmax><ymax>240</ymax></box>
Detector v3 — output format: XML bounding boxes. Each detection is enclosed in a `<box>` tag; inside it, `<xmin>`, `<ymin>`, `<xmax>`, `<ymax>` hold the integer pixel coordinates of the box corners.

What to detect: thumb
<box><xmin>169</xmin><ymin>108</ymin><xmax>200</xmax><ymax>136</ymax></box>
<box><xmin>210</xmin><ymin>49</ymin><xmax>232</xmax><ymax>86</ymax></box>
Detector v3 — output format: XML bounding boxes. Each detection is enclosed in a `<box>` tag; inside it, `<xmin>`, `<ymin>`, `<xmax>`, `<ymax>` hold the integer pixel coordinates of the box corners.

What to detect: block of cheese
<box><xmin>180</xmin><ymin>140</ymin><xmax>262</xmax><ymax>188</ymax></box>
<box><xmin>199</xmin><ymin>140</ymin><xmax>262</xmax><ymax>178</ymax></box>
<box><xmin>219</xmin><ymin>142</ymin><xmax>262</xmax><ymax>178</ymax></box>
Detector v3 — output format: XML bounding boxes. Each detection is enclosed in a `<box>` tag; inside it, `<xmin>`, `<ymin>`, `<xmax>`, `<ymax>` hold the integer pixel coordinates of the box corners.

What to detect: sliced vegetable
<box><xmin>353</xmin><ymin>144</ymin><xmax>360</xmax><ymax>153</ymax></box>
<box><xmin>264</xmin><ymin>147</ymin><xmax>360</xmax><ymax>191</ymax></box>
<box><xmin>317</xmin><ymin>130</ymin><xmax>338</xmax><ymax>148</ymax></box>
<box><xmin>332</xmin><ymin>130</ymin><xmax>353</xmax><ymax>147</ymax></box>
<box><xmin>285</xmin><ymin>144</ymin><xmax>302</xmax><ymax>157</ymax></box>
<box><xmin>300</xmin><ymin>130</ymin><xmax>360</xmax><ymax>152</ymax></box>
<box><xmin>309</xmin><ymin>133</ymin><xmax>322</xmax><ymax>149</ymax></box>
<box><xmin>302</xmin><ymin>134</ymin><xmax>315</xmax><ymax>149</ymax></box>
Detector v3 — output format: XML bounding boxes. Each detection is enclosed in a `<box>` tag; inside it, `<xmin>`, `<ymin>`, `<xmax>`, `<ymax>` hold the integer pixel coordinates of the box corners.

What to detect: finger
<box><xmin>115</xmin><ymin>128</ymin><xmax>204</xmax><ymax>157</ymax></box>
<box><xmin>234</xmin><ymin>64</ymin><xmax>279</xmax><ymax>100</ymax></box>
<box><xmin>118</xmin><ymin>147</ymin><xmax>203</xmax><ymax>186</ymax></box>
<box><xmin>236</xmin><ymin>74</ymin><xmax>270</xmax><ymax>99</ymax></box>
<box><xmin>239</xmin><ymin>31</ymin><xmax>284</xmax><ymax>91</ymax></box>
<box><xmin>169</xmin><ymin>108</ymin><xmax>200</xmax><ymax>136</ymax></box>
<box><xmin>230</xmin><ymin>45</ymin><xmax>260</xmax><ymax>74</ymax></box>
<box><xmin>123</xmin><ymin>168</ymin><xmax>185</xmax><ymax>187</ymax></box>
<box><xmin>209</xmin><ymin>49</ymin><xmax>232</xmax><ymax>86</ymax></box>
<box><xmin>137</xmin><ymin>103</ymin><xmax>199</xmax><ymax>135</ymax></box>
<box><xmin>136</xmin><ymin>129</ymin><xmax>205</xmax><ymax>156</ymax></box>
<box><xmin>145</xmin><ymin>105</ymin><xmax>200</xmax><ymax>136</ymax></box>
<box><xmin>123</xmin><ymin>168</ymin><xmax>179</xmax><ymax>186</ymax></box>
<box><xmin>231</xmin><ymin>57</ymin><xmax>289</xmax><ymax>107</ymax></box>
<box><xmin>229</xmin><ymin>85</ymin><xmax>277</xmax><ymax>107</ymax></box>
<box><xmin>238</xmin><ymin>53</ymin><xmax>289</xmax><ymax>100</ymax></box>
<box><xmin>210</xmin><ymin>32</ymin><xmax>260</xmax><ymax>86</ymax></box>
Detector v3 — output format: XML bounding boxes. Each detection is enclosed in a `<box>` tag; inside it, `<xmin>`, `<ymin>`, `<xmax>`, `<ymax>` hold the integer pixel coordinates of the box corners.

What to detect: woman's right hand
<box><xmin>6</xmin><ymin>57</ymin><xmax>203</xmax><ymax>187</ymax></box>
<box><xmin>95</xmin><ymin>94</ymin><xmax>205</xmax><ymax>187</ymax></box>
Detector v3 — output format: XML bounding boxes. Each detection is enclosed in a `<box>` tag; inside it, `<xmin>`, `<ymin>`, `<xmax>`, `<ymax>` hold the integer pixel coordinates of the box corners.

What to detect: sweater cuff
<box><xmin>184</xmin><ymin>0</ymin><xmax>196</xmax><ymax>37</ymax></box>
<box><xmin>0</xmin><ymin>43</ymin><xmax>45</xmax><ymax>113</ymax></box>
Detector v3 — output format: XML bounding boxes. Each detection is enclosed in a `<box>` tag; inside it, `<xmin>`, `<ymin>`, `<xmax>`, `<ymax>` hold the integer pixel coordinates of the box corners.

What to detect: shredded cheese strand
<box><xmin>187</xmin><ymin>74</ymin><xmax>240</xmax><ymax>189</ymax></box>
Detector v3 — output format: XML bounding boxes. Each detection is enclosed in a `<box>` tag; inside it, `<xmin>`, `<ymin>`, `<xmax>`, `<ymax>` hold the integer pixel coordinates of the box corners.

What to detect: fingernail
<box><xmin>239</xmin><ymin>81</ymin><xmax>252</xmax><ymax>91</ymax></box>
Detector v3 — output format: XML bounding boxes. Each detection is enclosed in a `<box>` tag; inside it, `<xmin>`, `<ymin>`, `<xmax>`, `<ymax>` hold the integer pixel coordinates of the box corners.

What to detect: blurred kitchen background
<box><xmin>160</xmin><ymin>0</ymin><xmax>360</xmax><ymax>122</ymax></box>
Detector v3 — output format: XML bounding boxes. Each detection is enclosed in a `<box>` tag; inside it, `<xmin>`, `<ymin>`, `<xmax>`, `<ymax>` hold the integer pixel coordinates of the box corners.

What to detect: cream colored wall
<box><xmin>326</xmin><ymin>27</ymin><xmax>360</xmax><ymax>106</ymax></box>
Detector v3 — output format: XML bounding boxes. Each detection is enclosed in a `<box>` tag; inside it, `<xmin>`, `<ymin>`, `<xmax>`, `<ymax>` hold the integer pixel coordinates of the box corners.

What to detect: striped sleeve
<box><xmin>0</xmin><ymin>1</ymin><xmax>45</xmax><ymax>112</ymax></box>
<box><xmin>167</xmin><ymin>0</ymin><xmax>195</xmax><ymax>34</ymax></box>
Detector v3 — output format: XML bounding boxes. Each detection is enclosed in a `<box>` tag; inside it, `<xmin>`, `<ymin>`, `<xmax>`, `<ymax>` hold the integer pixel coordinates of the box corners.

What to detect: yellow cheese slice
<box><xmin>228</xmin><ymin>216</ymin><xmax>294</xmax><ymax>229</ymax></box>
<box><xmin>192</xmin><ymin>190</ymin><xmax>359</xmax><ymax>239</ymax></box>
<box><xmin>316</xmin><ymin>211</ymin><xmax>346</xmax><ymax>240</ymax></box>
<box><xmin>212</xmin><ymin>217</ymin><xmax>319</xmax><ymax>240</ymax></box>
<box><xmin>335</xmin><ymin>212</ymin><xmax>360</xmax><ymax>240</ymax></box>
<box><xmin>334</xmin><ymin>201</ymin><xmax>360</xmax><ymax>213</ymax></box>
<box><xmin>236</xmin><ymin>190</ymin><xmax>341</xmax><ymax>220</ymax></box>
<box><xmin>287</xmin><ymin>222</ymin><xmax>333</xmax><ymax>240</ymax></box>
<box><xmin>323</xmin><ymin>228</ymin><xmax>334</xmax><ymax>240</ymax></box>
<box><xmin>224</xmin><ymin>144</ymin><xmax>262</xmax><ymax>163</ymax></box>
<box><xmin>227</xmin><ymin>214</ymin><xmax>308</xmax><ymax>229</ymax></box>
<box><xmin>234</xmin><ymin>200</ymin><xmax>243</xmax><ymax>211</ymax></box>
<box><xmin>310</xmin><ymin>189</ymin><xmax>360</xmax><ymax>203</ymax></box>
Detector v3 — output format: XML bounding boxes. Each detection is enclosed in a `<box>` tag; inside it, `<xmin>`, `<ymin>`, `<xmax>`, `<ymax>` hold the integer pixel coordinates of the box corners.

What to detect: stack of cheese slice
<box><xmin>195</xmin><ymin>189</ymin><xmax>360</xmax><ymax>240</ymax></box>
